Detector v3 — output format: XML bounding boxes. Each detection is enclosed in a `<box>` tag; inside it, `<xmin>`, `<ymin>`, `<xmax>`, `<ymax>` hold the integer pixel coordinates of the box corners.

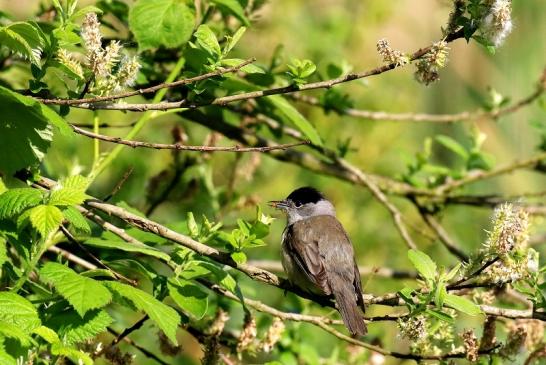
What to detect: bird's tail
<box><xmin>331</xmin><ymin>281</ymin><xmax>367</xmax><ymax>336</ymax></box>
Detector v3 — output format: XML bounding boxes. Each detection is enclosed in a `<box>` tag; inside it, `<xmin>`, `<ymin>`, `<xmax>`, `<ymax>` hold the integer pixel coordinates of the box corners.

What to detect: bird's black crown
<box><xmin>286</xmin><ymin>187</ymin><xmax>325</xmax><ymax>206</ymax></box>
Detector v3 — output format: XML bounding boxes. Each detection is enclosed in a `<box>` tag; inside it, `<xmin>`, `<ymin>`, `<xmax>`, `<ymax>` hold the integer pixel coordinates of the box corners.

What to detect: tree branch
<box><xmin>70</xmin><ymin>124</ymin><xmax>310</xmax><ymax>152</ymax></box>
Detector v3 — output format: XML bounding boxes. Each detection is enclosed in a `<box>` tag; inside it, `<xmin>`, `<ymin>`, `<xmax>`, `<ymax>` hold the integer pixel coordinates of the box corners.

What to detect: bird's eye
<box><xmin>294</xmin><ymin>201</ymin><xmax>302</xmax><ymax>207</ymax></box>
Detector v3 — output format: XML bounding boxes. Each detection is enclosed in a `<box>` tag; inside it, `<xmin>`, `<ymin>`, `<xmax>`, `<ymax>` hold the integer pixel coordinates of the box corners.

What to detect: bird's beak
<box><xmin>268</xmin><ymin>200</ymin><xmax>289</xmax><ymax>210</ymax></box>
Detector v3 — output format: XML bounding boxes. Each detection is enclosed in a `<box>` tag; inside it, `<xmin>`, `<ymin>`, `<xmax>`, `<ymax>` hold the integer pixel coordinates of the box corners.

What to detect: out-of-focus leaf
<box><xmin>84</xmin><ymin>238</ymin><xmax>171</xmax><ymax>262</ymax></box>
<box><xmin>210</xmin><ymin>0</ymin><xmax>250</xmax><ymax>26</ymax></box>
<box><xmin>129</xmin><ymin>0</ymin><xmax>195</xmax><ymax>50</ymax></box>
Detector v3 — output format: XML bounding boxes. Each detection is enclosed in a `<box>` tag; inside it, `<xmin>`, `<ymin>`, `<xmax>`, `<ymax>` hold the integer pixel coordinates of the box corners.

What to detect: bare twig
<box><xmin>420</xmin><ymin>212</ymin><xmax>469</xmax><ymax>261</ymax></box>
<box><xmin>290</xmin><ymin>79</ymin><xmax>545</xmax><ymax>123</ymax></box>
<box><xmin>38</xmin><ymin>58</ymin><xmax>256</xmax><ymax>106</ymax></box>
<box><xmin>71</xmin><ymin>124</ymin><xmax>310</xmax><ymax>152</ymax></box>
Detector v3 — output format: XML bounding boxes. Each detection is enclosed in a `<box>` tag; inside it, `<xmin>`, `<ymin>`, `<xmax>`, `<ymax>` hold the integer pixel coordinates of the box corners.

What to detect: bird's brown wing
<box><xmin>284</xmin><ymin>218</ymin><xmax>330</xmax><ymax>294</ymax></box>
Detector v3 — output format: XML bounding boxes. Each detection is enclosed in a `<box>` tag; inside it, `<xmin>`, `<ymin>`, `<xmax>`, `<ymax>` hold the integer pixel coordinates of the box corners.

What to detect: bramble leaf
<box><xmin>0</xmin><ymin>292</ymin><xmax>41</xmax><ymax>332</ymax></box>
<box><xmin>40</xmin><ymin>262</ymin><xmax>112</xmax><ymax>317</ymax></box>
<box><xmin>29</xmin><ymin>204</ymin><xmax>64</xmax><ymax>237</ymax></box>
<box><xmin>0</xmin><ymin>188</ymin><xmax>42</xmax><ymax>219</ymax></box>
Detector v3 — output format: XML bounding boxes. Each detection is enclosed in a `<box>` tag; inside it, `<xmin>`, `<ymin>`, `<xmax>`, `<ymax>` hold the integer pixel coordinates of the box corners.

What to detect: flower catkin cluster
<box><xmin>479</xmin><ymin>204</ymin><xmax>537</xmax><ymax>284</ymax></box>
<box><xmin>56</xmin><ymin>12</ymin><xmax>140</xmax><ymax>96</ymax></box>
<box><xmin>414</xmin><ymin>40</ymin><xmax>450</xmax><ymax>85</ymax></box>
<box><xmin>237</xmin><ymin>315</ymin><xmax>257</xmax><ymax>354</ymax></box>
<box><xmin>397</xmin><ymin>315</ymin><xmax>427</xmax><ymax>341</ymax></box>
<box><xmin>500</xmin><ymin>326</ymin><xmax>526</xmax><ymax>358</ymax></box>
<box><xmin>481</xmin><ymin>0</ymin><xmax>513</xmax><ymax>47</ymax></box>
<box><xmin>462</xmin><ymin>329</ymin><xmax>479</xmax><ymax>362</ymax></box>
<box><xmin>376</xmin><ymin>39</ymin><xmax>409</xmax><ymax>67</ymax></box>
<box><xmin>259</xmin><ymin>317</ymin><xmax>285</xmax><ymax>353</ymax></box>
<box><xmin>506</xmin><ymin>320</ymin><xmax>545</xmax><ymax>351</ymax></box>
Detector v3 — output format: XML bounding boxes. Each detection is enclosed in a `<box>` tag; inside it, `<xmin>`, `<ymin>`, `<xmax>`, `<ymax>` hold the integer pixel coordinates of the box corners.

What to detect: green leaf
<box><xmin>0</xmin><ymin>86</ymin><xmax>71</xmax><ymax>174</ymax></box>
<box><xmin>187</xmin><ymin>212</ymin><xmax>199</xmax><ymax>238</ymax></box>
<box><xmin>434</xmin><ymin>282</ymin><xmax>447</xmax><ymax>308</ymax></box>
<box><xmin>61</xmin><ymin>175</ymin><xmax>90</xmax><ymax>191</ymax></box>
<box><xmin>435</xmin><ymin>135</ymin><xmax>469</xmax><ymax>160</ymax></box>
<box><xmin>230</xmin><ymin>251</ymin><xmax>247</xmax><ymax>264</ymax></box>
<box><xmin>84</xmin><ymin>238</ymin><xmax>171</xmax><ymax>262</ymax></box>
<box><xmin>0</xmin><ymin>292</ymin><xmax>41</xmax><ymax>332</ymax></box>
<box><xmin>210</xmin><ymin>0</ymin><xmax>250</xmax><ymax>26</ymax></box>
<box><xmin>0</xmin><ymin>239</ymin><xmax>6</xmax><ymax>268</ymax></box>
<box><xmin>51</xmin><ymin>343</ymin><xmax>93</xmax><ymax>365</ymax></box>
<box><xmin>221</xmin><ymin>58</ymin><xmax>265</xmax><ymax>74</ymax></box>
<box><xmin>129</xmin><ymin>0</ymin><xmax>195</xmax><ymax>50</ymax></box>
<box><xmin>195</xmin><ymin>24</ymin><xmax>221</xmax><ymax>57</ymax></box>
<box><xmin>266</xmin><ymin>95</ymin><xmax>323</xmax><ymax>146</ymax></box>
<box><xmin>407</xmin><ymin>249</ymin><xmax>437</xmax><ymax>283</ymax></box>
<box><xmin>0</xmin><ymin>320</ymin><xmax>32</xmax><ymax>345</ymax></box>
<box><xmin>107</xmin><ymin>282</ymin><xmax>181</xmax><ymax>344</ymax></box>
<box><xmin>40</xmin><ymin>262</ymin><xmax>112</xmax><ymax>317</ymax></box>
<box><xmin>0</xmin><ymin>22</ymin><xmax>44</xmax><ymax>64</ymax></box>
<box><xmin>223</xmin><ymin>26</ymin><xmax>246</xmax><ymax>55</ymax></box>
<box><xmin>49</xmin><ymin>187</ymin><xmax>87</xmax><ymax>206</ymax></box>
<box><xmin>444</xmin><ymin>263</ymin><xmax>461</xmax><ymax>282</ymax></box>
<box><xmin>425</xmin><ymin>309</ymin><xmax>454</xmax><ymax>323</ymax></box>
<box><xmin>444</xmin><ymin>293</ymin><xmax>482</xmax><ymax>315</ymax></box>
<box><xmin>0</xmin><ymin>188</ymin><xmax>43</xmax><ymax>219</ymax></box>
<box><xmin>62</xmin><ymin>206</ymin><xmax>91</xmax><ymax>234</ymax></box>
<box><xmin>33</xmin><ymin>326</ymin><xmax>60</xmax><ymax>344</ymax></box>
<box><xmin>29</xmin><ymin>204</ymin><xmax>64</xmax><ymax>236</ymax></box>
<box><xmin>168</xmin><ymin>279</ymin><xmax>208</xmax><ymax>319</ymax></box>
<box><xmin>50</xmin><ymin>309</ymin><xmax>112</xmax><ymax>345</ymax></box>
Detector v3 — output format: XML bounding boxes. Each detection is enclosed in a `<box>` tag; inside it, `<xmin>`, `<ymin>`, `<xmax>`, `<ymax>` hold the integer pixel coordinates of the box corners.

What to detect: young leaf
<box><xmin>444</xmin><ymin>293</ymin><xmax>482</xmax><ymax>315</ymax></box>
<box><xmin>0</xmin><ymin>292</ymin><xmax>41</xmax><ymax>332</ymax></box>
<box><xmin>168</xmin><ymin>279</ymin><xmax>208</xmax><ymax>319</ymax></box>
<box><xmin>62</xmin><ymin>206</ymin><xmax>91</xmax><ymax>234</ymax></box>
<box><xmin>210</xmin><ymin>0</ymin><xmax>250</xmax><ymax>26</ymax></box>
<box><xmin>84</xmin><ymin>238</ymin><xmax>171</xmax><ymax>262</ymax></box>
<box><xmin>195</xmin><ymin>24</ymin><xmax>221</xmax><ymax>57</ymax></box>
<box><xmin>0</xmin><ymin>22</ymin><xmax>44</xmax><ymax>64</ymax></box>
<box><xmin>425</xmin><ymin>309</ymin><xmax>454</xmax><ymax>323</ymax></box>
<box><xmin>223</xmin><ymin>26</ymin><xmax>246</xmax><ymax>55</ymax></box>
<box><xmin>407</xmin><ymin>249</ymin><xmax>437</xmax><ymax>283</ymax></box>
<box><xmin>29</xmin><ymin>204</ymin><xmax>64</xmax><ymax>237</ymax></box>
<box><xmin>40</xmin><ymin>262</ymin><xmax>112</xmax><ymax>317</ymax></box>
<box><xmin>266</xmin><ymin>95</ymin><xmax>323</xmax><ymax>146</ymax></box>
<box><xmin>107</xmin><ymin>282</ymin><xmax>181</xmax><ymax>344</ymax></box>
<box><xmin>231</xmin><ymin>251</ymin><xmax>247</xmax><ymax>264</ymax></box>
<box><xmin>435</xmin><ymin>135</ymin><xmax>469</xmax><ymax>160</ymax></box>
<box><xmin>49</xmin><ymin>187</ymin><xmax>87</xmax><ymax>206</ymax></box>
<box><xmin>129</xmin><ymin>0</ymin><xmax>195</xmax><ymax>50</ymax></box>
<box><xmin>61</xmin><ymin>175</ymin><xmax>90</xmax><ymax>191</ymax></box>
<box><xmin>0</xmin><ymin>188</ymin><xmax>43</xmax><ymax>219</ymax></box>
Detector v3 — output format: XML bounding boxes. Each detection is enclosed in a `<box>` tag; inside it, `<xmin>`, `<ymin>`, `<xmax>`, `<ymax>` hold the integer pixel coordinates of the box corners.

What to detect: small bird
<box><xmin>269</xmin><ymin>187</ymin><xmax>367</xmax><ymax>336</ymax></box>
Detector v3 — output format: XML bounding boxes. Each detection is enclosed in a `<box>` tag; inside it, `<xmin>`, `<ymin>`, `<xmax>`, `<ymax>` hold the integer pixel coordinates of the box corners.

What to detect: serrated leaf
<box><xmin>33</xmin><ymin>326</ymin><xmax>60</xmax><ymax>344</ymax></box>
<box><xmin>266</xmin><ymin>95</ymin><xmax>322</xmax><ymax>146</ymax></box>
<box><xmin>210</xmin><ymin>0</ymin><xmax>249</xmax><ymax>26</ymax></box>
<box><xmin>0</xmin><ymin>86</ymin><xmax>71</xmax><ymax>174</ymax></box>
<box><xmin>221</xmin><ymin>58</ymin><xmax>264</xmax><ymax>74</ymax></box>
<box><xmin>0</xmin><ymin>188</ymin><xmax>43</xmax><ymax>219</ymax></box>
<box><xmin>407</xmin><ymin>249</ymin><xmax>437</xmax><ymax>283</ymax></box>
<box><xmin>0</xmin><ymin>320</ymin><xmax>32</xmax><ymax>345</ymax></box>
<box><xmin>50</xmin><ymin>309</ymin><xmax>112</xmax><ymax>345</ymax></box>
<box><xmin>0</xmin><ymin>292</ymin><xmax>41</xmax><ymax>332</ymax></box>
<box><xmin>40</xmin><ymin>262</ymin><xmax>112</xmax><ymax>317</ymax></box>
<box><xmin>29</xmin><ymin>204</ymin><xmax>63</xmax><ymax>236</ymax></box>
<box><xmin>49</xmin><ymin>187</ymin><xmax>87</xmax><ymax>206</ymax></box>
<box><xmin>51</xmin><ymin>343</ymin><xmax>93</xmax><ymax>365</ymax></box>
<box><xmin>435</xmin><ymin>135</ymin><xmax>469</xmax><ymax>160</ymax></box>
<box><xmin>444</xmin><ymin>294</ymin><xmax>482</xmax><ymax>315</ymax></box>
<box><xmin>0</xmin><ymin>22</ymin><xmax>44</xmax><ymax>64</ymax></box>
<box><xmin>84</xmin><ymin>238</ymin><xmax>171</xmax><ymax>262</ymax></box>
<box><xmin>129</xmin><ymin>0</ymin><xmax>195</xmax><ymax>50</ymax></box>
<box><xmin>168</xmin><ymin>279</ymin><xmax>208</xmax><ymax>319</ymax></box>
<box><xmin>62</xmin><ymin>206</ymin><xmax>90</xmax><ymax>234</ymax></box>
<box><xmin>107</xmin><ymin>282</ymin><xmax>180</xmax><ymax>344</ymax></box>
<box><xmin>195</xmin><ymin>24</ymin><xmax>221</xmax><ymax>56</ymax></box>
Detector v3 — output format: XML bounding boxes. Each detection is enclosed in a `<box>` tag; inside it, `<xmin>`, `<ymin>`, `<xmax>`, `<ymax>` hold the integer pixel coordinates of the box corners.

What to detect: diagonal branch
<box><xmin>70</xmin><ymin>124</ymin><xmax>310</xmax><ymax>152</ymax></box>
<box><xmin>37</xmin><ymin>58</ymin><xmax>256</xmax><ymax>106</ymax></box>
<box><xmin>51</xmin><ymin>31</ymin><xmax>464</xmax><ymax>111</ymax></box>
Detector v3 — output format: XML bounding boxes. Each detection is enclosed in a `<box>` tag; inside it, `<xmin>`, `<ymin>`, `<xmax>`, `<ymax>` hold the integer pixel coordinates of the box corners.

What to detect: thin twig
<box><xmin>38</xmin><ymin>58</ymin><xmax>256</xmax><ymax>106</ymax></box>
<box><xmin>290</xmin><ymin>81</ymin><xmax>545</xmax><ymax>123</ymax></box>
<box><xmin>103</xmin><ymin>167</ymin><xmax>134</xmax><ymax>202</ymax></box>
<box><xmin>71</xmin><ymin>124</ymin><xmax>310</xmax><ymax>152</ymax></box>
<box><xmin>420</xmin><ymin>212</ymin><xmax>469</xmax><ymax>261</ymax></box>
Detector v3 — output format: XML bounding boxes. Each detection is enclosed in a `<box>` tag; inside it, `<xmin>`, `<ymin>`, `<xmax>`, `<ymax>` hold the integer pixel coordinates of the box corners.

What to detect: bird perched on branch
<box><xmin>269</xmin><ymin>187</ymin><xmax>367</xmax><ymax>336</ymax></box>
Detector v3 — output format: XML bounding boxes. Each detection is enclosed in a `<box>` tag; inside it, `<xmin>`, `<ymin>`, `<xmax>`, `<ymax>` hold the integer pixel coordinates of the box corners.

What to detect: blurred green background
<box><xmin>2</xmin><ymin>0</ymin><xmax>546</xmax><ymax>363</ymax></box>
